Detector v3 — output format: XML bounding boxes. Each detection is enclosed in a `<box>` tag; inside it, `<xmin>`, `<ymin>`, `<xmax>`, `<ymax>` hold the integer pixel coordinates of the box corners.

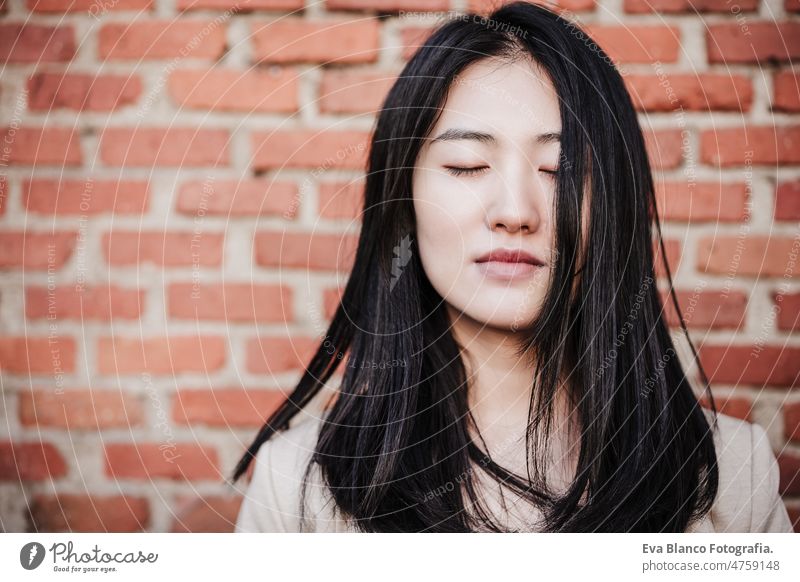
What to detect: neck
<box><xmin>446</xmin><ymin>304</ymin><xmax>578</xmax><ymax>475</ymax></box>
<box><xmin>446</xmin><ymin>303</ymin><xmax>537</xmax><ymax>435</ymax></box>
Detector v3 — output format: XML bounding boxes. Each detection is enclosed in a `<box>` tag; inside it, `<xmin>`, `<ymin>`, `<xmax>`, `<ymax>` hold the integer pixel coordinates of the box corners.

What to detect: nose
<box><xmin>485</xmin><ymin>157</ymin><xmax>543</xmax><ymax>234</ymax></box>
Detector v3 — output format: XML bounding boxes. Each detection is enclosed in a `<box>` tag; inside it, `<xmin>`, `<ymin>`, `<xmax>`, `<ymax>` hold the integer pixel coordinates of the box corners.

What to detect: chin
<box><xmin>455</xmin><ymin>304</ymin><xmax>541</xmax><ymax>332</ymax></box>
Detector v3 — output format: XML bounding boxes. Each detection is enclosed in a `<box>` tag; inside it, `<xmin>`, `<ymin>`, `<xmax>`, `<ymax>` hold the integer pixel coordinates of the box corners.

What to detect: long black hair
<box><xmin>231</xmin><ymin>1</ymin><xmax>719</xmax><ymax>532</ymax></box>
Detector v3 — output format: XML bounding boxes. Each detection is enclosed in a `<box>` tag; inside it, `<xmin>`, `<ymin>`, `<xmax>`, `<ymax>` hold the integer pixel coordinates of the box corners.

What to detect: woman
<box><xmin>231</xmin><ymin>1</ymin><xmax>792</xmax><ymax>533</ymax></box>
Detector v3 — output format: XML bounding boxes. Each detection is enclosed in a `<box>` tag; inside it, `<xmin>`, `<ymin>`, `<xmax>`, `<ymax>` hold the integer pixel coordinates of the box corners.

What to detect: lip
<box><xmin>475</xmin><ymin>248</ymin><xmax>546</xmax><ymax>266</ymax></box>
<box><xmin>474</xmin><ymin>248</ymin><xmax>547</xmax><ymax>281</ymax></box>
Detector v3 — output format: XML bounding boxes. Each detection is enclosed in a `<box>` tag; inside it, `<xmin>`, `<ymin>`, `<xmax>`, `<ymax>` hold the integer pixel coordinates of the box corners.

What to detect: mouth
<box><xmin>474</xmin><ymin>260</ymin><xmax>544</xmax><ymax>280</ymax></box>
<box><xmin>474</xmin><ymin>249</ymin><xmax>547</xmax><ymax>281</ymax></box>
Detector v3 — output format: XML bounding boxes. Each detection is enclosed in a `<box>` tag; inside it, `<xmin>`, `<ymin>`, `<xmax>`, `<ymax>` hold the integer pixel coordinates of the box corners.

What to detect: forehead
<box><xmin>434</xmin><ymin>57</ymin><xmax>561</xmax><ymax>140</ymax></box>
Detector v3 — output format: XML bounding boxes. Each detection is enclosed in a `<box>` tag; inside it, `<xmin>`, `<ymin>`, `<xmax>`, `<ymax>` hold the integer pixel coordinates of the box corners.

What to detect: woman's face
<box><xmin>413</xmin><ymin>57</ymin><xmax>564</xmax><ymax>331</ymax></box>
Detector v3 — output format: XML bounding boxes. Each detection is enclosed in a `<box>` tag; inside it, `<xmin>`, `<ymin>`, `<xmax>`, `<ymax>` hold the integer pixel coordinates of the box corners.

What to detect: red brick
<box><xmin>661</xmin><ymin>289</ymin><xmax>747</xmax><ymax>330</ymax></box>
<box><xmin>400</xmin><ymin>26</ymin><xmax>434</xmax><ymax>60</ymax></box>
<box><xmin>773</xmin><ymin>292</ymin><xmax>800</xmax><ymax>331</ymax></box>
<box><xmin>27</xmin><ymin>72</ymin><xmax>142</xmax><ymax>112</ymax></box>
<box><xmin>0</xmin><ymin>337</ymin><xmax>75</xmax><ymax>374</ymax></box>
<box><xmin>24</xmin><ymin>179</ymin><xmax>148</xmax><ymax>215</ymax></box>
<box><xmin>655</xmin><ymin>181</ymin><xmax>748</xmax><ymax>222</ymax></box>
<box><xmin>246</xmin><ymin>336</ymin><xmax>320</xmax><ymax>374</ymax></box>
<box><xmin>97</xmin><ymin>336</ymin><xmax>226</xmax><ymax>375</ymax></box>
<box><xmin>319</xmin><ymin>70</ymin><xmax>397</xmax><ymax>114</ymax></box>
<box><xmin>167</xmin><ymin>282</ymin><xmax>292</xmax><ymax>322</ymax></box>
<box><xmin>653</xmin><ymin>238</ymin><xmax>681</xmax><ymax>279</ymax></box>
<box><xmin>323</xmin><ymin>286</ymin><xmax>343</xmax><ymax>319</ymax></box>
<box><xmin>251</xmin><ymin>19</ymin><xmax>379</xmax><ymax>64</ymax></box>
<box><xmin>20</xmin><ymin>388</ymin><xmax>143</xmax><ymax>429</ymax></box>
<box><xmin>698</xmin><ymin>395</ymin><xmax>752</xmax><ymax>421</ymax></box>
<box><xmin>624</xmin><ymin>0</ymin><xmax>758</xmax><ymax>12</ymax></box>
<box><xmin>716</xmin><ymin>397</ymin><xmax>752</xmax><ymax>421</ymax></box>
<box><xmin>0</xmin><ymin>24</ymin><xmax>75</xmax><ymax>63</ymax></box>
<box><xmin>103</xmin><ymin>231</ymin><xmax>224</xmax><ymax>267</ymax></box>
<box><xmin>0</xmin><ymin>127</ymin><xmax>81</xmax><ymax>166</ymax></box>
<box><xmin>788</xmin><ymin>506</ymin><xmax>800</xmax><ymax>533</ymax></box>
<box><xmin>254</xmin><ymin>230</ymin><xmax>359</xmax><ymax>271</ymax></box>
<box><xmin>99</xmin><ymin>127</ymin><xmax>229</xmax><ymax>167</ymax></box>
<box><xmin>25</xmin><ymin>285</ymin><xmax>144</xmax><ymax>321</ymax></box>
<box><xmin>778</xmin><ymin>452</ymin><xmax>800</xmax><ymax>496</ymax></box>
<box><xmin>326</xmin><ymin>0</ymin><xmax>448</xmax><ymax>11</ymax></box>
<box><xmin>701</xmin><ymin>126</ymin><xmax>800</xmax><ymax>166</ymax></box>
<box><xmin>0</xmin><ymin>232</ymin><xmax>76</xmax><ymax>269</ymax></box>
<box><xmin>168</xmin><ymin>68</ymin><xmax>298</xmax><ymax>112</ymax></box>
<box><xmin>699</xmin><ymin>345</ymin><xmax>800</xmax><ymax>388</ymax></box>
<box><xmin>785</xmin><ymin>402</ymin><xmax>800</xmax><ymax>443</ymax></box>
<box><xmin>707</xmin><ymin>22</ymin><xmax>800</xmax><ymax>64</ymax></box>
<box><xmin>172</xmin><ymin>388</ymin><xmax>287</xmax><ymax>426</ymax></box>
<box><xmin>170</xmin><ymin>495</ymin><xmax>242</xmax><ymax>533</ymax></box>
<box><xmin>625</xmin><ymin>73</ymin><xmax>752</xmax><ymax>112</ymax></box>
<box><xmin>29</xmin><ymin>494</ymin><xmax>150</xmax><ymax>533</ymax></box>
<box><xmin>177</xmin><ymin>0</ymin><xmax>302</xmax><ymax>9</ymax></box>
<box><xmin>775</xmin><ymin>181</ymin><xmax>800</xmax><ymax>221</ymax></box>
<box><xmin>252</xmin><ymin>130</ymin><xmax>369</xmax><ymax>170</ymax></box>
<box><xmin>698</xmin><ymin>235</ymin><xmax>800</xmax><ymax>278</ymax></box>
<box><xmin>28</xmin><ymin>0</ymin><xmax>152</xmax><ymax>11</ymax></box>
<box><xmin>104</xmin><ymin>443</ymin><xmax>220</xmax><ymax>481</ymax></box>
<box><xmin>99</xmin><ymin>21</ymin><xmax>227</xmax><ymax>60</ymax></box>
<box><xmin>177</xmin><ymin>179</ymin><xmax>298</xmax><ymax>217</ymax></box>
<box><xmin>773</xmin><ymin>71</ymin><xmax>800</xmax><ymax>112</ymax></box>
<box><xmin>0</xmin><ymin>442</ymin><xmax>67</xmax><ymax>481</ymax></box>
<box><xmin>0</xmin><ymin>176</ymin><xmax>6</xmax><ymax>216</ymax></box>
<box><xmin>468</xmin><ymin>0</ymin><xmax>596</xmax><ymax>13</ymax></box>
<box><xmin>318</xmin><ymin>180</ymin><xmax>364</xmax><ymax>219</ymax></box>
<box><xmin>585</xmin><ymin>25</ymin><xmax>680</xmax><ymax>63</ymax></box>
<box><xmin>644</xmin><ymin>129</ymin><xmax>684</xmax><ymax>170</ymax></box>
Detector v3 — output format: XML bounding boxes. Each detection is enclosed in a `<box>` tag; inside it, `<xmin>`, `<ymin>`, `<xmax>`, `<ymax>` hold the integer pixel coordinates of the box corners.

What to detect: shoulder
<box><xmin>698</xmin><ymin>410</ymin><xmax>792</xmax><ymax>532</ymax></box>
<box><xmin>235</xmin><ymin>412</ymin><xmax>337</xmax><ymax>533</ymax></box>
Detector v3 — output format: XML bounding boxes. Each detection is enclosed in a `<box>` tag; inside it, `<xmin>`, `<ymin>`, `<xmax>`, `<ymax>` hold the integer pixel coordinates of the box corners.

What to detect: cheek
<box><xmin>412</xmin><ymin>172</ymin><xmax>480</xmax><ymax>288</ymax></box>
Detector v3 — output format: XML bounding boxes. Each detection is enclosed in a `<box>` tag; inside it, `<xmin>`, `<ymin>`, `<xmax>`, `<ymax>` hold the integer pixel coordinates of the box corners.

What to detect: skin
<box><xmin>412</xmin><ymin>56</ymin><xmax>583</xmax><ymax>482</ymax></box>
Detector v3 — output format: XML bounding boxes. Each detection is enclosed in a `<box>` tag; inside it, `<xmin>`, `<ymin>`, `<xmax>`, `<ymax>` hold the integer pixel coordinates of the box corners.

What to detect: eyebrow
<box><xmin>430</xmin><ymin>128</ymin><xmax>561</xmax><ymax>146</ymax></box>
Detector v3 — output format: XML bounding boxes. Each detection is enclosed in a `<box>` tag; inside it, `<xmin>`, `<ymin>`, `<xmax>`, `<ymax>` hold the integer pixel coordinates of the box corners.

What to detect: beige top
<box><xmin>234</xmin><ymin>410</ymin><xmax>794</xmax><ymax>533</ymax></box>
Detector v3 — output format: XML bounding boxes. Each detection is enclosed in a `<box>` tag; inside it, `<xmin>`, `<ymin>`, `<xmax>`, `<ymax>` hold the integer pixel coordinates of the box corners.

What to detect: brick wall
<box><xmin>0</xmin><ymin>0</ymin><xmax>798</xmax><ymax>532</ymax></box>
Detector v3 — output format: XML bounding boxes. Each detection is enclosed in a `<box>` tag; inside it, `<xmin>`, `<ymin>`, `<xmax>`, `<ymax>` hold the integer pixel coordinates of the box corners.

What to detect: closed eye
<box><xmin>444</xmin><ymin>165</ymin><xmax>489</xmax><ymax>177</ymax></box>
<box><xmin>444</xmin><ymin>166</ymin><xmax>558</xmax><ymax>178</ymax></box>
